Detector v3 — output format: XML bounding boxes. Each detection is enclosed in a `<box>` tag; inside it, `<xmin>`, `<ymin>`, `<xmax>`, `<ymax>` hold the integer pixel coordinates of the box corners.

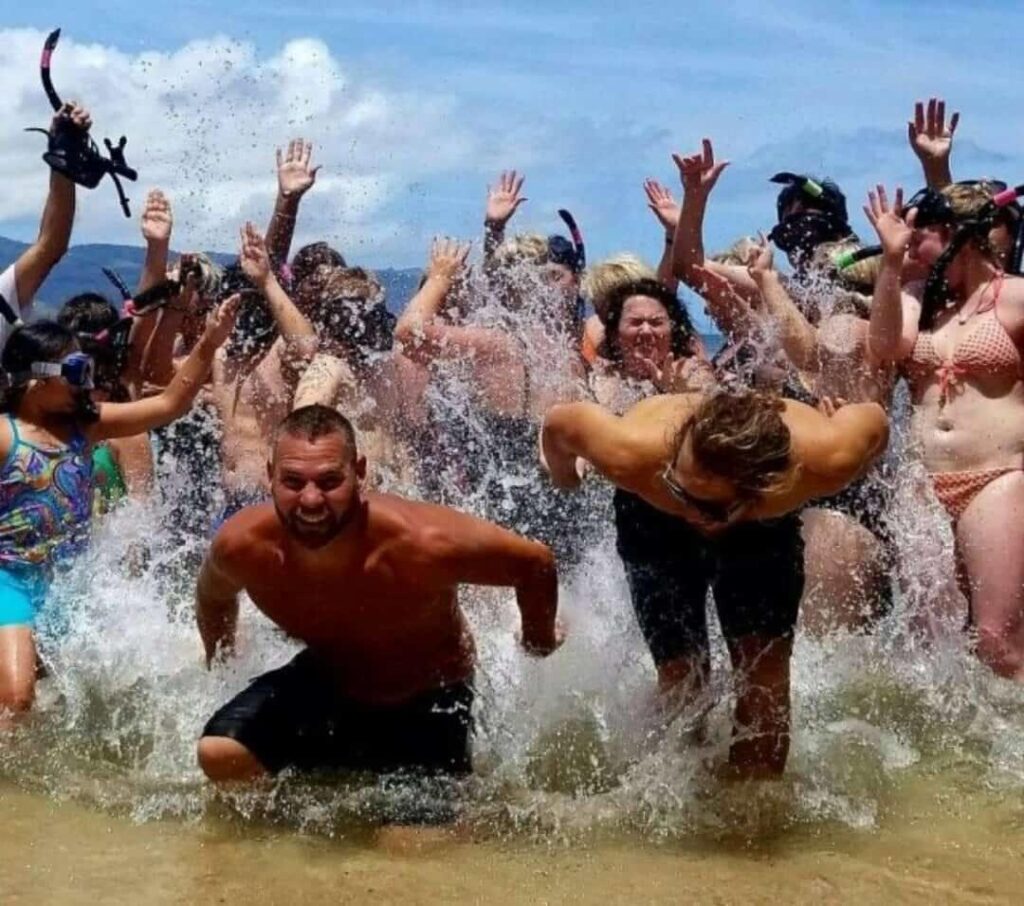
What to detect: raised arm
<box><xmin>671</xmin><ymin>138</ymin><xmax>760</xmax><ymax>301</ymax></box>
<box><xmin>239</xmin><ymin>222</ymin><xmax>316</xmax><ymax>375</ymax></box>
<box><xmin>690</xmin><ymin>263</ymin><xmax>763</xmax><ymax>342</ymax></box>
<box><xmin>136</xmin><ymin>189</ymin><xmax>172</xmax><ymax>293</ymax></box>
<box><xmin>139</xmin><ymin>275</ymin><xmax>197</xmax><ymax>388</ymax></box>
<box><xmin>195</xmin><ymin>533</ymin><xmax>244</xmax><ymax>666</ymax></box>
<box><xmin>746</xmin><ymin>237</ymin><xmax>820</xmax><ymax>372</ymax></box>
<box><xmin>127</xmin><ymin>190</ymin><xmax>176</xmax><ymax>390</ymax></box>
<box><xmin>429</xmin><ymin>509</ymin><xmax>561</xmax><ymax>656</ymax></box>
<box><xmin>908</xmin><ymin>97</ymin><xmax>958</xmax><ymax>191</ymax></box>
<box><xmin>10</xmin><ymin>104</ymin><xmax>91</xmax><ymax>312</ymax></box>
<box><xmin>395</xmin><ymin>238</ymin><xmax>510</xmax><ymax>366</ymax></box>
<box><xmin>483</xmin><ymin>170</ymin><xmax>527</xmax><ymax>261</ymax></box>
<box><xmin>88</xmin><ymin>297</ymin><xmax>239</xmax><ymax>441</ymax></box>
<box><xmin>291</xmin><ymin>352</ymin><xmax>357</xmax><ymax>409</ymax></box>
<box><xmin>863</xmin><ymin>185</ymin><xmax>919</xmax><ymax>363</ymax></box>
<box><xmin>643</xmin><ymin>178</ymin><xmax>680</xmax><ymax>292</ymax></box>
<box><xmin>265</xmin><ymin>139</ymin><xmax>320</xmax><ymax>266</ymax></box>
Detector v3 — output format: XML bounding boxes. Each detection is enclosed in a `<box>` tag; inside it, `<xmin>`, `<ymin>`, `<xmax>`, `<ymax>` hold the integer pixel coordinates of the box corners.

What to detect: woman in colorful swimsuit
<box><xmin>865</xmin><ymin>180</ymin><xmax>1024</xmax><ymax>678</ymax></box>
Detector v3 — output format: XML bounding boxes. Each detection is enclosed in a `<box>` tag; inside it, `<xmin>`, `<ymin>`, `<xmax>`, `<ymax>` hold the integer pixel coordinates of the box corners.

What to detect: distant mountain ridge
<box><xmin>0</xmin><ymin>236</ymin><xmax>722</xmax><ymax>350</ymax></box>
<box><xmin>0</xmin><ymin>236</ymin><xmax>422</xmax><ymax>317</ymax></box>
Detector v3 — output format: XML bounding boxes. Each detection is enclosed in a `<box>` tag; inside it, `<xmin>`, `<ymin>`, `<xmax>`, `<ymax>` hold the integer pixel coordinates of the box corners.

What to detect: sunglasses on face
<box><xmin>660</xmin><ymin>464</ymin><xmax>746</xmax><ymax>525</ymax></box>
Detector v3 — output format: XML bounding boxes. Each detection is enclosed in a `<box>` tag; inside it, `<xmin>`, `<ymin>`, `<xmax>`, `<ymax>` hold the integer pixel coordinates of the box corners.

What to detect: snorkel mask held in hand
<box><xmin>768</xmin><ymin>172</ymin><xmax>852</xmax><ymax>260</ymax></box>
<box><xmin>26</xmin><ymin>29</ymin><xmax>138</xmax><ymax>217</ymax></box>
<box><xmin>919</xmin><ymin>181</ymin><xmax>1024</xmax><ymax>317</ymax></box>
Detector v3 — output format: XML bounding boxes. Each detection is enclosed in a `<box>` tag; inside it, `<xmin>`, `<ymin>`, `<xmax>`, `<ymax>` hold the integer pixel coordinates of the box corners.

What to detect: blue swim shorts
<box><xmin>0</xmin><ymin>565</ymin><xmax>49</xmax><ymax>627</ymax></box>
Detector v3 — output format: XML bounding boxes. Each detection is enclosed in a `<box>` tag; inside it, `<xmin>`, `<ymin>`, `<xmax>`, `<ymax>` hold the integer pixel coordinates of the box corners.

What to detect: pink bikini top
<box><xmin>905</xmin><ymin>275</ymin><xmax>1021</xmax><ymax>400</ymax></box>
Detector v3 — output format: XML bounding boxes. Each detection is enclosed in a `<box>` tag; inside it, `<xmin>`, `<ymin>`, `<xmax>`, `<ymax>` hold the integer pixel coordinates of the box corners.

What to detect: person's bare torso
<box><xmin>817</xmin><ymin>313</ymin><xmax>894</xmax><ymax>404</ymax></box>
<box><xmin>212</xmin><ymin>342</ymin><xmax>295</xmax><ymax>493</ymax></box>
<box><xmin>227</xmin><ymin>495</ymin><xmax>476</xmax><ymax>704</ymax></box>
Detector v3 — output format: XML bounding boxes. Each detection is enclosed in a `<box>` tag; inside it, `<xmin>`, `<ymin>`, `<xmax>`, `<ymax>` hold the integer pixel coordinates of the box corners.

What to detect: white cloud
<box><xmin>0</xmin><ymin>28</ymin><xmax>482</xmax><ymax>256</ymax></box>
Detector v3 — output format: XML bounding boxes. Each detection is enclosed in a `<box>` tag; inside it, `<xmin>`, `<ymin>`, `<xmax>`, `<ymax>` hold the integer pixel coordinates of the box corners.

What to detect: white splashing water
<box><xmin>4</xmin><ymin>264</ymin><xmax>1024</xmax><ymax>846</ymax></box>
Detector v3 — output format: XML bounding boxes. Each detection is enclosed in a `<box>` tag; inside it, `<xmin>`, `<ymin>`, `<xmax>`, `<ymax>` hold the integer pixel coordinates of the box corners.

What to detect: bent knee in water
<box><xmin>197</xmin><ymin>735</ymin><xmax>266</xmax><ymax>782</ymax></box>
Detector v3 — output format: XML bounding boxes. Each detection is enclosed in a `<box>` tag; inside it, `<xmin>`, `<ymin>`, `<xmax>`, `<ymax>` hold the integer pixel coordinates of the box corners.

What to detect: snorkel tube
<box><xmin>833</xmin><ymin>245</ymin><xmax>882</xmax><ymax>271</ymax></box>
<box><xmin>27</xmin><ymin>28</ymin><xmax>138</xmax><ymax>217</ymax></box>
<box><xmin>556</xmin><ymin>208</ymin><xmax>586</xmax><ymax>272</ymax></box>
<box><xmin>922</xmin><ymin>183</ymin><xmax>1024</xmax><ymax>319</ymax></box>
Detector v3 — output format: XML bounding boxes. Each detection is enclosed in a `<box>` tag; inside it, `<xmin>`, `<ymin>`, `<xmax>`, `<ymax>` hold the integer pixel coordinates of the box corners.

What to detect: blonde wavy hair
<box><xmin>492</xmin><ymin>233</ymin><xmax>550</xmax><ymax>269</ymax></box>
<box><xmin>679</xmin><ymin>389</ymin><xmax>794</xmax><ymax>497</ymax></box>
<box><xmin>710</xmin><ymin>236</ymin><xmax>761</xmax><ymax>267</ymax></box>
<box><xmin>941</xmin><ymin>181</ymin><xmax>1015</xmax><ymax>266</ymax></box>
<box><xmin>581</xmin><ymin>253</ymin><xmax>656</xmax><ymax>320</ymax></box>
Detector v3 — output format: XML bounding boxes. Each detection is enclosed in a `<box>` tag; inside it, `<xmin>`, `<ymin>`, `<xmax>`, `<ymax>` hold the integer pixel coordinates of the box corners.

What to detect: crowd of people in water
<box><xmin>1</xmin><ymin>81</ymin><xmax>1023</xmax><ymax>823</ymax></box>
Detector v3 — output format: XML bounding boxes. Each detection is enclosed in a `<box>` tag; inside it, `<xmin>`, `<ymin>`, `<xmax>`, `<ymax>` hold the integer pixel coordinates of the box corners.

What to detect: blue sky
<box><xmin>3</xmin><ymin>1</ymin><xmax>1023</xmax><ymax>327</ymax></box>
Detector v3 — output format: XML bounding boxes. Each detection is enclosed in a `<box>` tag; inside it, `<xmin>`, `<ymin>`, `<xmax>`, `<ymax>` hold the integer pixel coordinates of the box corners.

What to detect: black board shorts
<box><xmin>203</xmin><ymin>649</ymin><xmax>474</xmax><ymax>779</ymax></box>
<box><xmin>613</xmin><ymin>490</ymin><xmax>805</xmax><ymax>666</ymax></box>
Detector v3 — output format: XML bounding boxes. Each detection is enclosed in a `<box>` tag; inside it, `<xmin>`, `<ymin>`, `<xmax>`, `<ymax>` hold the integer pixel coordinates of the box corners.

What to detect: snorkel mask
<box><xmin>768</xmin><ymin>172</ymin><xmax>852</xmax><ymax>260</ymax></box>
<box><xmin>26</xmin><ymin>352</ymin><xmax>95</xmax><ymax>389</ymax></box>
<box><xmin>26</xmin><ymin>29</ymin><xmax>138</xmax><ymax>217</ymax></box>
<box><xmin>548</xmin><ymin>209</ymin><xmax>586</xmax><ymax>274</ymax></box>
<box><xmin>919</xmin><ymin>180</ymin><xmax>1023</xmax><ymax>317</ymax></box>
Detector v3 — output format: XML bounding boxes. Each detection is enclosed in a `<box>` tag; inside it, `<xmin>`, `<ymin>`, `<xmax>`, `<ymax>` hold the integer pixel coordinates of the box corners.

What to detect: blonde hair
<box><xmin>581</xmin><ymin>253</ymin><xmax>656</xmax><ymax>319</ymax></box>
<box><xmin>492</xmin><ymin>233</ymin><xmax>549</xmax><ymax>269</ymax></box>
<box><xmin>941</xmin><ymin>181</ymin><xmax>1014</xmax><ymax>266</ymax></box>
<box><xmin>711</xmin><ymin>236</ymin><xmax>760</xmax><ymax>267</ymax></box>
<box><xmin>681</xmin><ymin>389</ymin><xmax>793</xmax><ymax>496</ymax></box>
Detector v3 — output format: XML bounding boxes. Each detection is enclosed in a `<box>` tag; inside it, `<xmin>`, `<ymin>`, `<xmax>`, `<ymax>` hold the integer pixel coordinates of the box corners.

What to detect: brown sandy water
<box><xmin>2</xmin><ymin>773</ymin><xmax>1022</xmax><ymax>906</ymax></box>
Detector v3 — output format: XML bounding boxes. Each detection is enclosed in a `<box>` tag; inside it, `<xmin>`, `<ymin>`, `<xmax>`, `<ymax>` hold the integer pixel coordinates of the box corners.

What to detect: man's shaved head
<box><xmin>273</xmin><ymin>404</ymin><xmax>357</xmax><ymax>463</ymax></box>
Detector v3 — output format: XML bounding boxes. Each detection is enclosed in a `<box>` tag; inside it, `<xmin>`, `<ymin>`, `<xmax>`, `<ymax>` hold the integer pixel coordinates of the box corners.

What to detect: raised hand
<box><xmin>276</xmin><ymin>139</ymin><xmax>320</xmax><ymax>199</ymax></box>
<box><xmin>203</xmin><ymin>294</ymin><xmax>241</xmax><ymax>347</ymax></box>
<box><xmin>427</xmin><ymin>237</ymin><xmax>472</xmax><ymax>283</ymax></box>
<box><xmin>672</xmin><ymin>138</ymin><xmax>730</xmax><ymax>198</ymax></box>
<box><xmin>140</xmin><ymin>189</ymin><xmax>173</xmax><ymax>245</ymax></box>
<box><xmin>485</xmin><ymin>170</ymin><xmax>527</xmax><ymax>227</ymax></box>
<box><xmin>745</xmin><ymin>234</ymin><xmax>775</xmax><ymax>281</ymax></box>
<box><xmin>863</xmin><ymin>185</ymin><xmax>913</xmax><ymax>260</ymax></box>
<box><xmin>52</xmin><ymin>101</ymin><xmax>92</xmax><ymax>134</ymax></box>
<box><xmin>908</xmin><ymin>97</ymin><xmax>959</xmax><ymax>165</ymax></box>
<box><xmin>643</xmin><ymin>179</ymin><xmax>681</xmax><ymax>232</ymax></box>
<box><xmin>239</xmin><ymin>222</ymin><xmax>272</xmax><ymax>286</ymax></box>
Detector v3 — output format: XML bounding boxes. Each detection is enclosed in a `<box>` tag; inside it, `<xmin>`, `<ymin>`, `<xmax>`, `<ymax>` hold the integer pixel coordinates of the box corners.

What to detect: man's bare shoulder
<box><xmin>363</xmin><ymin>492</ymin><xmax>505</xmax><ymax>558</ymax></box>
<box><xmin>622</xmin><ymin>393</ymin><xmax>697</xmax><ymax>422</ymax></box>
<box><xmin>210</xmin><ymin>504</ymin><xmax>282</xmax><ymax>570</ymax></box>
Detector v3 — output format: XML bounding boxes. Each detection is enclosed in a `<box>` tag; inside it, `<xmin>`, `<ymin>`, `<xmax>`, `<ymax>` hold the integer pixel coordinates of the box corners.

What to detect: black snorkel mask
<box><xmin>768</xmin><ymin>172</ymin><xmax>852</xmax><ymax>261</ymax></box>
<box><xmin>26</xmin><ymin>29</ymin><xmax>138</xmax><ymax>217</ymax></box>
<box><xmin>546</xmin><ymin>209</ymin><xmax>587</xmax><ymax>322</ymax></box>
<box><xmin>86</xmin><ymin>274</ymin><xmax>182</xmax><ymax>385</ymax></box>
<box><xmin>314</xmin><ymin>295</ymin><xmax>396</xmax><ymax>365</ymax></box>
<box><xmin>549</xmin><ymin>208</ymin><xmax>586</xmax><ymax>274</ymax></box>
<box><xmin>919</xmin><ymin>181</ymin><xmax>1024</xmax><ymax>316</ymax></box>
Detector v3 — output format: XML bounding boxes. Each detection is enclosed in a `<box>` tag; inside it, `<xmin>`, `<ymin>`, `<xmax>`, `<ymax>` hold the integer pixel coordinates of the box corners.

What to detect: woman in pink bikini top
<box><xmin>864</xmin><ymin>179</ymin><xmax>1024</xmax><ymax>681</ymax></box>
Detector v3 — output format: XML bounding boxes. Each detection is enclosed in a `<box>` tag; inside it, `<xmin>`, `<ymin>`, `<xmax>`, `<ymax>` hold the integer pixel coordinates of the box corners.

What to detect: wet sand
<box><xmin>3</xmin><ymin>776</ymin><xmax>1022</xmax><ymax>905</ymax></box>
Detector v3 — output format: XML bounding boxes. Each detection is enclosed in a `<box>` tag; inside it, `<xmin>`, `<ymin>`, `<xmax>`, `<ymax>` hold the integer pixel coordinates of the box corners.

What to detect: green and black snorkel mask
<box><xmin>917</xmin><ymin>180</ymin><xmax>1024</xmax><ymax>318</ymax></box>
<box><xmin>26</xmin><ymin>29</ymin><xmax>138</xmax><ymax>217</ymax></box>
<box><xmin>768</xmin><ymin>172</ymin><xmax>853</xmax><ymax>262</ymax></box>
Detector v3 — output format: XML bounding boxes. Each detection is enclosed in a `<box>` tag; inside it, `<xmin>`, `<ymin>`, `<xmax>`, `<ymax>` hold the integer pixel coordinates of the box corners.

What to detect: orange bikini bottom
<box><xmin>930</xmin><ymin>467</ymin><xmax>1020</xmax><ymax>523</ymax></box>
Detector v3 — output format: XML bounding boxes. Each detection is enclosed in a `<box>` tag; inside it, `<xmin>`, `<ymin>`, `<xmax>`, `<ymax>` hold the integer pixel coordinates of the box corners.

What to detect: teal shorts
<box><xmin>0</xmin><ymin>565</ymin><xmax>49</xmax><ymax>628</ymax></box>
